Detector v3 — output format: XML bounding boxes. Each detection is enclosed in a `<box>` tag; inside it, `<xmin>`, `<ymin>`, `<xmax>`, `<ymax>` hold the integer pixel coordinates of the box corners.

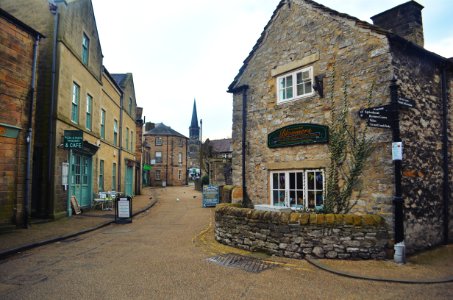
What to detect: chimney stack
<box><xmin>145</xmin><ymin>122</ymin><xmax>155</xmax><ymax>132</ymax></box>
<box><xmin>371</xmin><ymin>1</ymin><xmax>424</xmax><ymax>47</ymax></box>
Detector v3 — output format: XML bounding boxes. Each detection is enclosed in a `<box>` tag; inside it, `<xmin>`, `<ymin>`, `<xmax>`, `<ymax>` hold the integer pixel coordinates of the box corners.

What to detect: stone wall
<box><xmin>389</xmin><ymin>38</ymin><xmax>453</xmax><ymax>251</ymax></box>
<box><xmin>215</xmin><ymin>205</ymin><xmax>389</xmax><ymax>260</ymax></box>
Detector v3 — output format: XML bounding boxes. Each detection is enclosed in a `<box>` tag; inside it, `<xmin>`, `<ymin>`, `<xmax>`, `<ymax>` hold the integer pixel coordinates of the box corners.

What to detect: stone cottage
<box><xmin>228</xmin><ymin>0</ymin><xmax>452</xmax><ymax>254</ymax></box>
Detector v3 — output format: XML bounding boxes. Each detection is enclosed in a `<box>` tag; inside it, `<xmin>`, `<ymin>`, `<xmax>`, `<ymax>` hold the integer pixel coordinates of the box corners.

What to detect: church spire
<box><xmin>190</xmin><ymin>98</ymin><xmax>199</xmax><ymax>129</ymax></box>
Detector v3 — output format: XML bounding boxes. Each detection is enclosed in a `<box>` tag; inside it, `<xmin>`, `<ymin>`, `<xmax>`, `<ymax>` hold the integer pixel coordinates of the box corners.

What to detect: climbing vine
<box><xmin>324</xmin><ymin>67</ymin><xmax>376</xmax><ymax>214</ymax></box>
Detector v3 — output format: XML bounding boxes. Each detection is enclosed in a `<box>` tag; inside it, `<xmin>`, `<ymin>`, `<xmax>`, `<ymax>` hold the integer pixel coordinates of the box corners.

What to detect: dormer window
<box><xmin>82</xmin><ymin>33</ymin><xmax>89</xmax><ymax>65</ymax></box>
<box><xmin>277</xmin><ymin>66</ymin><xmax>313</xmax><ymax>103</ymax></box>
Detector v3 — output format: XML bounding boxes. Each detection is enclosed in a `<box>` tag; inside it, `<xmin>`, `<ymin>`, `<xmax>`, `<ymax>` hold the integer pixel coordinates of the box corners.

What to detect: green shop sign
<box><xmin>64</xmin><ymin>130</ymin><xmax>83</xmax><ymax>149</ymax></box>
<box><xmin>267</xmin><ymin>123</ymin><xmax>329</xmax><ymax>148</ymax></box>
<box><xmin>143</xmin><ymin>164</ymin><xmax>152</xmax><ymax>171</ymax></box>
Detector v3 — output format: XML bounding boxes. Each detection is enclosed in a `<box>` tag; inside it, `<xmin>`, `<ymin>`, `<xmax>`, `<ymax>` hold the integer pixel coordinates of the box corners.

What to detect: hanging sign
<box><xmin>64</xmin><ymin>130</ymin><xmax>83</xmax><ymax>149</ymax></box>
<box><xmin>267</xmin><ymin>123</ymin><xmax>329</xmax><ymax>148</ymax></box>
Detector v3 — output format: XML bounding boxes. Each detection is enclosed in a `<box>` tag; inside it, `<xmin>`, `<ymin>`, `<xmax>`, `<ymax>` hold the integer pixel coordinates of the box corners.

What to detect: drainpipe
<box><xmin>23</xmin><ymin>35</ymin><xmax>41</xmax><ymax>228</ymax></box>
<box><xmin>118</xmin><ymin>94</ymin><xmax>123</xmax><ymax>192</ymax></box>
<box><xmin>48</xmin><ymin>5</ymin><xmax>59</xmax><ymax>215</ymax></box>
<box><xmin>441</xmin><ymin>66</ymin><xmax>450</xmax><ymax>244</ymax></box>
<box><xmin>390</xmin><ymin>78</ymin><xmax>405</xmax><ymax>263</ymax></box>
<box><xmin>239</xmin><ymin>85</ymin><xmax>251</xmax><ymax>208</ymax></box>
<box><xmin>166</xmin><ymin>136</ymin><xmax>169</xmax><ymax>185</ymax></box>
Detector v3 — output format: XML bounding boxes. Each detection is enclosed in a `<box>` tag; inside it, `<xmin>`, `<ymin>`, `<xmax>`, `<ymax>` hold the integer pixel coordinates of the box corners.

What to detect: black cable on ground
<box><xmin>305</xmin><ymin>257</ymin><xmax>453</xmax><ymax>284</ymax></box>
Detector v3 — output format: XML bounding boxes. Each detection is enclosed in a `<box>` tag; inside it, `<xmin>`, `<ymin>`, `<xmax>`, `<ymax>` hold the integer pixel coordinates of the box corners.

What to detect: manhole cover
<box><xmin>207</xmin><ymin>253</ymin><xmax>275</xmax><ymax>273</ymax></box>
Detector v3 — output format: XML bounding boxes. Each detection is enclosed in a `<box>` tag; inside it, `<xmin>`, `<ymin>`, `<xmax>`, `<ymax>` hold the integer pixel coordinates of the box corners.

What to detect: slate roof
<box><xmin>209</xmin><ymin>139</ymin><xmax>232</xmax><ymax>154</ymax></box>
<box><xmin>227</xmin><ymin>0</ymin><xmax>452</xmax><ymax>92</ymax></box>
<box><xmin>111</xmin><ymin>73</ymin><xmax>128</xmax><ymax>88</ymax></box>
<box><xmin>143</xmin><ymin>123</ymin><xmax>188</xmax><ymax>139</ymax></box>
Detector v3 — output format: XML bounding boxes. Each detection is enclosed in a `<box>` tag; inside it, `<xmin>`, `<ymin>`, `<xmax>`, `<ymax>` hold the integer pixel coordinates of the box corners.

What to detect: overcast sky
<box><xmin>91</xmin><ymin>0</ymin><xmax>452</xmax><ymax>141</ymax></box>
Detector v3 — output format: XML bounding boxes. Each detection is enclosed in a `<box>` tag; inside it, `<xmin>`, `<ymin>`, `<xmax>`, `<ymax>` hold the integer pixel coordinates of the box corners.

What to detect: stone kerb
<box><xmin>215</xmin><ymin>204</ymin><xmax>389</xmax><ymax>260</ymax></box>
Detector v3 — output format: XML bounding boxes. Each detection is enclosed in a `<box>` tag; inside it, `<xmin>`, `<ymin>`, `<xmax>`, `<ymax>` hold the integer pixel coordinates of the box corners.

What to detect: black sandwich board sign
<box><xmin>115</xmin><ymin>195</ymin><xmax>132</xmax><ymax>224</ymax></box>
<box><xmin>64</xmin><ymin>130</ymin><xmax>83</xmax><ymax>149</ymax></box>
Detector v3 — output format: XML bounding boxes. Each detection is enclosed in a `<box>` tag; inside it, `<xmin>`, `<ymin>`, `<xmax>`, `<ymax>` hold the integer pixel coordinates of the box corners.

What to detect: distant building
<box><xmin>188</xmin><ymin>99</ymin><xmax>201</xmax><ymax>170</ymax></box>
<box><xmin>0</xmin><ymin>8</ymin><xmax>43</xmax><ymax>228</ymax></box>
<box><xmin>144</xmin><ymin>123</ymin><xmax>188</xmax><ymax>186</ymax></box>
<box><xmin>204</xmin><ymin>139</ymin><xmax>233</xmax><ymax>186</ymax></box>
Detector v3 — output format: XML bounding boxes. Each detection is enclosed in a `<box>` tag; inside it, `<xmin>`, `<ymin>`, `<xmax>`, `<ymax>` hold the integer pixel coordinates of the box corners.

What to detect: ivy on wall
<box><xmin>324</xmin><ymin>66</ymin><xmax>376</xmax><ymax>214</ymax></box>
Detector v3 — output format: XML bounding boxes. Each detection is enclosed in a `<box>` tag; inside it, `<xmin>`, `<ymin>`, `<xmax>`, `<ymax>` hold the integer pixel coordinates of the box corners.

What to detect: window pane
<box><xmin>286</xmin><ymin>75</ymin><xmax>292</xmax><ymax>87</ymax></box>
<box><xmin>297</xmin><ymin>173</ymin><xmax>303</xmax><ymax>189</ymax></box>
<box><xmin>289</xmin><ymin>191</ymin><xmax>296</xmax><ymax>206</ymax></box>
<box><xmin>302</xmin><ymin>70</ymin><xmax>309</xmax><ymax>80</ymax></box>
<box><xmin>273</xmin><ymin>173</ymin><xmax>278</xmax><ymax>189</ymax></box>
<box><xmin>308</xmin><ymin>191</ymin><xmax>315</xmax><ymax>208</ymax></box>
<box><xmin>273</xmin><ymin>191</ymin><xmax>279</xmax><ymax>206</ymax></box>
<box><xmin>289</xmin><ymin>173</ymin><xmax>295</xmax><ymax>189</ymax></box>
<box><xmin>286</xmin><ymin>86</ymin><xmax>293</xmax><ymax>99</ymax></box>
<box><xmin>297</xmin><ymin>191</ymin><xmax>304</xmax><ymax>207</ymax></box>
<box><xmin>305</xmin><ymin>82</ymin><xmax>312</xmax><ymax>94</ymax></box>
<box><xmin>279</xmin><ymin>173</ymin><xmax>285</xmax><ymax>189</ymax></box>
<box><xmin>316</xmin><ymin>192</ymin><xmax>323</xmax><ymax>206</ymax></box>
<box><xmin>316</xmin><ymin>171</ymin><xmax>323</xmax><ymax>190</ymax></box>
<box><xmin>307</xmin><ymin>172</ymin><xmax>315</xmax><ymax>189</ymax></box>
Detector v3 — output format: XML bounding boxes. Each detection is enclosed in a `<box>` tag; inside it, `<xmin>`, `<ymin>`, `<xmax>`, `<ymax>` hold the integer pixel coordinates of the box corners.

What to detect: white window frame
<box><xmin>155</xmin><ymin>170</ymin><xmax>161</xmax><ymax>180</ymax></box>
<box><xmin>178</xmin><ymin>152</ymin><xmax>182</xmax><ymax>164</ymax></box>
<box><xmin>178</xmin><ymin>170</ymin><xmax>182</xmax><ymax>180</ymax></box>
<box><xmin>155</xmin><ymin>137</ymin><xmax>163</xmax><ymax>146</ymax></box>
<box><xmin>270</xmin><ymin>169</ymin><xmax>325</xmax><ymax>210</ymax></box>
<box><xmin>276</xmin><ymin>66</ymin><xmax>314</xmax><ymax>104</ymax></box>
<box><xmin>155</xmin><ymin>151</ymin><xmax>162</xmax><ymax>163</ymax></box>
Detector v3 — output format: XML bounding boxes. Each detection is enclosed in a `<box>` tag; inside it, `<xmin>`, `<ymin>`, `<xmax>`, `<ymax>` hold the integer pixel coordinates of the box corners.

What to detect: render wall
<box><xmin>0</xmin><ymin>15</ymin><xmax>37</xmax><ymax>225</ymax></box>
<box><xmin>390</xmin><ymin>41</ymin><xmax>453</xmax><ymax>251</ymax></box>
<box><xmin>231</xmin><ymin>1</ymin><xmax>394</xmax><ymax>219</ymax></box>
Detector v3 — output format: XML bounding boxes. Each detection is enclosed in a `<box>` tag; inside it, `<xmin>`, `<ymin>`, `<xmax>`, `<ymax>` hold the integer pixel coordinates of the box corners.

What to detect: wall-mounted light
<box><xmin>313</xmin><ymin>74</ymin><xmax>325</xmax><ymax>98</ymax></box>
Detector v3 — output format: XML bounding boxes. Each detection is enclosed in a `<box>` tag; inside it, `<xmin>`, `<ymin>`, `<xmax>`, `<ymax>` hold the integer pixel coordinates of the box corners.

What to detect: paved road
<box><xmin>0</xmin><ymin>186</ymin><xmax>451</xmax><ymax>299</ymax></box>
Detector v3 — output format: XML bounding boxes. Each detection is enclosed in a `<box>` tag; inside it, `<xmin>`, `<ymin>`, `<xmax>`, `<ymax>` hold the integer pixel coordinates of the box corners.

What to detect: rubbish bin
<box><xmin>162</xmin><ymin>180</ymin><xmax>166</xmax><ymax>187</ymax></box>
<box><xmin>115</xmin><ymin>195</ymin><xmax>132</xmax><ymax>224</ymax></box>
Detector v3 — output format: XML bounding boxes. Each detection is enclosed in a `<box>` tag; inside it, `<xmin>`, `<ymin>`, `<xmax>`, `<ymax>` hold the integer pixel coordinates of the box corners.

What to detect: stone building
<box><xmin>188</xmin><ymin>99</ymin><xmax>201</xmax><ymax>170</ymax></box>
<box><xmin>204</xmin><ymin>138</ymin><xmax>233</xmax><ymax>186</ymax></box>
<box><xmin>135</xmin><ymin>107</ymin><xmax>144</xmax><ymax>194</ymax></box>
<box><xmin>0</xmin><ymin>8</ymin><xmax>43</xmax><ymax>228</ymax></box>
<box><xmin>144</xmin><ymin>123</ymin><xmax>188</xmax><ymax>187</ymax></box>
<box><xmin>228</xmin><ymin>0</ymin><xmax>452</xmax><ymax>253</ymax></box>
<box><xmin>1</xmin><ymin>0</ymin><xmax>139</xmax><ymax>222</ymax></box>
<box><xmin>111</xmin><ymin>73</ymin><xmax>139</xmax><ymax>197</ymax></box>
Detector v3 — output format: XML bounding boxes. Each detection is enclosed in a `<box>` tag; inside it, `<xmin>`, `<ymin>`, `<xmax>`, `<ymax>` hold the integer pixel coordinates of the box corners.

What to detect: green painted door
<box><xmin>71</xmin><ymin>153</ymin><xmax>91</xmax><ymax>207</ymax></box>
<box><xmin>125</xmin><ymin>166</ymin><xmax>133</xmax><ymax>197</ymax></box>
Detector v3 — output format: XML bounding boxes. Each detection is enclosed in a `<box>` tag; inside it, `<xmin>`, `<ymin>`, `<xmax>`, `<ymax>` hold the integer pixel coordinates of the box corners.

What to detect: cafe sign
<box><xmin>63</xmin><ymin>130</ymin><xmax>83</xmax><ymax>149</ymax></box>
<box><xmin>267</xmin><ymin>123</ymin><xmax>329</xmax><ymax>148</ymax></box>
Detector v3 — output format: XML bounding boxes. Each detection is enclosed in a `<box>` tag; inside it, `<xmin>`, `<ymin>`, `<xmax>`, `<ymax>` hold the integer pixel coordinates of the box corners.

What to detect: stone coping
<box><xmin>215</xmin><ymin>204</ymin><xmax>385</xmax><ymax>227</ymax></box>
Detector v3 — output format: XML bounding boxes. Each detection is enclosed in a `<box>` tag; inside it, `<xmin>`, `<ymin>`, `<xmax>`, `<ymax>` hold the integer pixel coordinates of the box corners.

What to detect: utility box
<box><xmin>115</xmin><ymin>195</ymin><xmax>132</xmax><ymax>224</ymax></box>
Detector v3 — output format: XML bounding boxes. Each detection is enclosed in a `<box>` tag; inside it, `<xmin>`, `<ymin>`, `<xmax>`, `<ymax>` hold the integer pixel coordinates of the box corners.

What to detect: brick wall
<box><xmin>0</xmin><ymin>14</ymin><xmax>37</xmax><ymax>225</ymax></box>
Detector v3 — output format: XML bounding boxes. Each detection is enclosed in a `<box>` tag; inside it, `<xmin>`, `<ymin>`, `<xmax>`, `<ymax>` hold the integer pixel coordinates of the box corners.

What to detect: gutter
<box><xmin>118</xmin><ymin>94</ymin><xmax>123</xmax><ymax>192</ymax></box>
<box><xmin>228</xmin><ymin>85</ymin><xmax>251</xmax><ymax>208</ymax></box>
<box><xmin>48</xmin><ymin>9</ymin><xmax>60</xmax><ymax>215</ymax></box>
<box><xmin>23</xmin><ymin>34</ymin><xmax>41</xmax><ymax>228</ymax></box>
<box><xmin>441</xmin><ymin>66</ymin><xmax>450</xmax><ymax>244</ymax></box>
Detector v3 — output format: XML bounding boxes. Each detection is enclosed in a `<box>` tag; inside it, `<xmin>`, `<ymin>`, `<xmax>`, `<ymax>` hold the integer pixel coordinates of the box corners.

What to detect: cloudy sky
<box><xmin>91</xmin><ymin>0</ymin><xmax>452</xmax><ymax>140</ymax></box>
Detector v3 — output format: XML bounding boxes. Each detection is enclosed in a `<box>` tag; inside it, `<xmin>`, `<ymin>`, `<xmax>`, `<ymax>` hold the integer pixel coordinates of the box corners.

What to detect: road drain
<box><xmin>207</xmin><ymin>253</ymin><xmax>275</xmax><ymax>273</ymax></box>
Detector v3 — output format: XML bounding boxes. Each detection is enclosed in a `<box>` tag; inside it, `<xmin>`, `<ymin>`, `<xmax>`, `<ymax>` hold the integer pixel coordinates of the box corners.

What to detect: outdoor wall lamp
<box><xmin>313</xmin><ymin>74</ymin><xmax>325</xmax><ymax>98</ymax></box>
